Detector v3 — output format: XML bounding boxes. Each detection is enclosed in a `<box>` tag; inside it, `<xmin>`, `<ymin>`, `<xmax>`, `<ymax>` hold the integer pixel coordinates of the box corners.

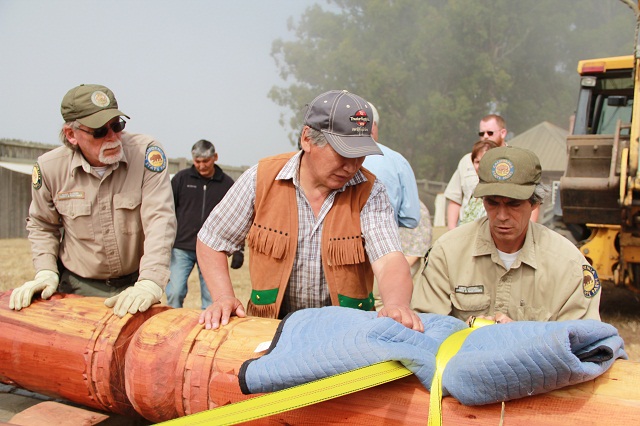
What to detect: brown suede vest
<box><xmin>246</xmin><ymin>152</ymin><xmax>375</xmax><ymax>319</ymax></box>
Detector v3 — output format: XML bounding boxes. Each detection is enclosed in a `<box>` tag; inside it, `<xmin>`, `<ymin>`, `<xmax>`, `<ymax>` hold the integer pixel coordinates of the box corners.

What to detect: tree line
<box><xmin>268</xmin><ymin>0</ymin><xmax>636</xmax><ymax>181</ymax></box>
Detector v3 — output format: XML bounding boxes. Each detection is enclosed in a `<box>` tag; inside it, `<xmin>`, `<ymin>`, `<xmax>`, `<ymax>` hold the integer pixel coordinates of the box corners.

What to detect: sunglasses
<box><xmin>478</xmin><ymin>131</ymin><xmax>495</xmax><ymax>137</ymax></box>
<box><xmin>76</xmin><ymin>119</ymin><xmax>126</xmax><ymax>139</ymax></box>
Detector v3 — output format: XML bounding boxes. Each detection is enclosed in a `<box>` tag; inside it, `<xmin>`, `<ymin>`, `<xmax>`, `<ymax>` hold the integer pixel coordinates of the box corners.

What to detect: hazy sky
<box><xmin>0</xmin><ymin>0</ymin><xmax>319</xmax><ymax>167</ymax></box>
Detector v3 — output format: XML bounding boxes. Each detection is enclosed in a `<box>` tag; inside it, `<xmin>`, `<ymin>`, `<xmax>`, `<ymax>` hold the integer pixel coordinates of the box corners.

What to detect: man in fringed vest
<box><xmin>196</xmin><ymin>90</ymin><xmax>423</xmax><ymax>332</ymax></box>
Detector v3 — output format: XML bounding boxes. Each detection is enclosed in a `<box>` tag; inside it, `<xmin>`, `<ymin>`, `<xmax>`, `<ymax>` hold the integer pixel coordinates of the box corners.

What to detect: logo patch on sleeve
<box><xmin>32</xmin><ymin>163</ymin><xmax>42</xmax><ymax>190</ymax></box>
<box><xmin>582</xmin><ymin>264</ymin><xmax>601</xmax><ymax>298</ymax></box>
<box><xmin>144</xmin><ymin>146</ymin><xmax>167</xmax><ymax>172</ymax></box>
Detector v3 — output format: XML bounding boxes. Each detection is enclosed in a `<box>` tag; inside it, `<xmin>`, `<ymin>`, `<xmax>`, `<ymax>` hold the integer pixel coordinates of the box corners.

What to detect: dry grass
<box><xmin>1</xmin><ymin>238</ymin><xmax>638</xmax><ymax>361</ymax></box>
<box><xmin>0</xmin><ymin>238</ymin><xmax>252</xmax><ymax>311</ymax></box>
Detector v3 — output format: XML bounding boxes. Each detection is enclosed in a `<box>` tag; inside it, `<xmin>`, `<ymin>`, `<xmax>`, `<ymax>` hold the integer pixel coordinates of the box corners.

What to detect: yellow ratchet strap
<box><xmin>156</xmin><ymin>360</ymin><xmax>412</xmax><ymax>425</ymax></box>
<box><xmin>158</xmin><ymin>318</ymin><xmax>493</xmax><ymax>426</ymax></box>
<box><xmin>427</xmin><ymin>317</ymin><xmax>494</xmax><ymax>426</ymax></box>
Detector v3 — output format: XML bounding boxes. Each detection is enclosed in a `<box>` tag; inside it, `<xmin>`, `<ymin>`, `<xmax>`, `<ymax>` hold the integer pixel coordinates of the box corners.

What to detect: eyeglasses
<box><xmin>76</xmin><ymin>119</ymin><xmax>126</xmax><ymax>139</ymax></box>
<box><xmin>478</xmin><ymin>131</ymin><xmax>495</xmax><ymax>137</ymax></box>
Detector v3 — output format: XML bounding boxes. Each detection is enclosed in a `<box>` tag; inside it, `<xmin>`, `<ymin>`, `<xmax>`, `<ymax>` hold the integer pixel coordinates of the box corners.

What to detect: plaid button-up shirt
<box><xmin>198</xmin><ymin>151</ymin><xmax>401</xmax><ymax>314</ymax></box>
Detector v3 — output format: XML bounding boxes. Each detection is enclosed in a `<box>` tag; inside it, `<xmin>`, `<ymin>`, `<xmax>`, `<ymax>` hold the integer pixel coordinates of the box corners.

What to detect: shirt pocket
<box><xmin>114</xmin><ymin>191</ymin><xmax>142</xmax><ymax>235</ymax></box>
<box><xmin>450</xmin><ymin>292</ymin><xmax>491</xmax><ymax>319</ymax></box>
<box><xmin>56</xmin><ymin>200</ymin><xmax>94</xmax><ymax>240</ymax></box>
<box><xmin>514</xmin><ymin>305</ymin><xmax>552</xmax><ymax>322</ymax></box>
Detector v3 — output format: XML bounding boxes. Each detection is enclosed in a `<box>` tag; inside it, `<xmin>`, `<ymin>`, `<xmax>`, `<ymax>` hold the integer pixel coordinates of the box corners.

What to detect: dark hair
<box><xmin>529</xmin><ymin>182</ymin><xmax>550</xmax><ymax>205</ymax></box>
<box><xmin>471</xmin><ymin>139</ymin><xmax>498</xmax><ymax>161</ymax></box>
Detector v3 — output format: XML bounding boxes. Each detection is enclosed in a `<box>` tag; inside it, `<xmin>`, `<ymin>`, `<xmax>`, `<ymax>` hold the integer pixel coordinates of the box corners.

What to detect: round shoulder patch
<box><xmin>32</xmin><ymin>163</ymin><xmax>42</xmax><ymax>190</ymax></box>
<box><xmin>492</xmin><ymin>158</ymin><xmax>514</xmax><ymax>181</ymax></box>
<box><xmin>582</xmin><ymin>264</ymin><xmax>601</xmax><ymax>298</ymax></box>
<box><xmin>144</xmin><ymin>146</ymin><xmax>167</xmax><ymax>172</ymax></box>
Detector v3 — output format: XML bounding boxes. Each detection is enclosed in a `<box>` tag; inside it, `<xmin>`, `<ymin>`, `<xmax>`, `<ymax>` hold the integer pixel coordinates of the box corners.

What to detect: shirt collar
<box><xmin>473</xmin><ymin>217</ymin><xmax>537</xmax><ymax>269</ymax></box>
<box><xmin>275</xmin><ymin>150</ymin><xmax>368</xmax><ymax>192</ymax></box>
<box><xmin>69</xmin><ymin>143</ymin><xmax>128</xmax><ymax>177</ymax></box>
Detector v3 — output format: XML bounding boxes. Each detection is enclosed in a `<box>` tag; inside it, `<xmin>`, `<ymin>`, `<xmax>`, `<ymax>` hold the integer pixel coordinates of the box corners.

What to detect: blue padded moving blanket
<box><xmin>238</xmin><ymin>307</ymin><xmax>627</xmax><ymax>405</ymax></box>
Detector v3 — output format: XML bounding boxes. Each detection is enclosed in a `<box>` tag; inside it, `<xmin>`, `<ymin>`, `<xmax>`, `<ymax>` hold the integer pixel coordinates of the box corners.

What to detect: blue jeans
<box><xmin>166</xmin><ymin>248</ymin><xmax>212</xmax><ymax>309</ymax></box>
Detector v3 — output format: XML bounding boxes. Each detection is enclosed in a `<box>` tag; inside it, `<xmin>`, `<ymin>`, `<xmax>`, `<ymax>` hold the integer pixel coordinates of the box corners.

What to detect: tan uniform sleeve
<box><xmin>137</xmin><ymin>144</ymin><xmax>177</xmax><ymax>288</ymax></box>
<box><xmin>26</xmin><ymin>163</ymin><xmax>62</xmax><ymax>275</ymax></box>
<box><xmin>411</xmin><ymin>243</ymin><xmax>453</xmax><ymax>315</ymax></box>
<box><xmin>555</xmin><ymin>263</ymin><xmax>602</xmax><ymax>321</ymax></box>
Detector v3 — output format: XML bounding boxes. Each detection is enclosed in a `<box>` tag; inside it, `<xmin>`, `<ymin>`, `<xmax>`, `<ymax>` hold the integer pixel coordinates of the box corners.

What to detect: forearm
<box><xmin>196</xmin><ymin>239</ymin><xmax>236</xmax><ymax>300</ymax></box>
<box><xmin>138</xmin><ymin>215</ymin><xmax>175</xmax><ymax>286</ymax></box>
<box><xmin>139</xmin><ymin>166</ymin><xmax>176</xmax><ymax>287</ymax></box>
<box><xmin>26</xmin><ymin>217</ymin><xmax>62</xmax><ymax>274</ymax></box>
<box><xmin>446</xmin><ymin>201</ymin><xmax>461</xmax><ymax>230</ymax></box>
<box><xmin>373</xmin><ymin>251</ymin><xmax>413</xmax><ymax>306</ymax></box>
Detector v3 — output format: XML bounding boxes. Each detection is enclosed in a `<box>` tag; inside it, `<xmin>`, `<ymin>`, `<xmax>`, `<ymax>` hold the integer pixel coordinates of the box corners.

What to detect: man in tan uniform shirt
<box><xmin>10</xmin><ymin>84</ymin><xmax>176</xmax><ymax>317</ymax></box>
<box><xmin>412</xmin><ymin>146</ymin><xmax>600</xmax><ymax>323</ymax></box>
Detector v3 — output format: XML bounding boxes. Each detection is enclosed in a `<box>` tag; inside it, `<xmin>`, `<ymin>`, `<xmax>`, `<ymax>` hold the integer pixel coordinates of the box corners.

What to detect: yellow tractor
<box><xmin>560</xmin><ymin>54</ymin><xmax>640</xmax><ymax>290</ymax></box>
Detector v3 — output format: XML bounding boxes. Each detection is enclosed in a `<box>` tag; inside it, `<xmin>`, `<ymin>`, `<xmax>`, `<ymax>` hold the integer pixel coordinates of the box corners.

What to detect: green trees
<box><xmin>269</xmin><ymin>0</ymin><xmax>635</xmax><ymax>180</ymax></box>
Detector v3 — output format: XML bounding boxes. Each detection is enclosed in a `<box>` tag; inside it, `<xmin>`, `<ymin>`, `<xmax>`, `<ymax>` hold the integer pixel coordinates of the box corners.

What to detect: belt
<box><xmin>104</xmin><ymin>271</ymin><xmax>139</xmax><ymax>288</ymax></box>
<box><xmin>69</xmin><ymin>270</ymin><xmax>139</xmax><ymax>288</ymax></box>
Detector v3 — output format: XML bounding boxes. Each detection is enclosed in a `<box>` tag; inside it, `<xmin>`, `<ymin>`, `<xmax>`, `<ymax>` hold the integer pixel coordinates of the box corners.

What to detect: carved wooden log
<box><xmin>124</xmin><ymin>308</ymin><xmax>640</xmax><ymax>424</ymax></box>
<box><xmin>0</xmin><ymin>291</ymin><xmax>169</xmax><ymax>417</ymax></box>
<box><xmin>124</xmin><ymin>308</ymin><xmax>279</xmax><ymax>422</ymax></box>
<box><xmin>1</xmin><ymin>292</ymin><xmax>639</xmax><ymax>425</ymax></box>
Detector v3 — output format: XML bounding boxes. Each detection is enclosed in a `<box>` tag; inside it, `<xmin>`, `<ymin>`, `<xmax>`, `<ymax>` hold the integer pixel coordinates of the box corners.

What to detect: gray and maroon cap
<box><xmin>303</xmin><ymin>90</ymin><xmax>382</xmax><ymax>158</ymax></box>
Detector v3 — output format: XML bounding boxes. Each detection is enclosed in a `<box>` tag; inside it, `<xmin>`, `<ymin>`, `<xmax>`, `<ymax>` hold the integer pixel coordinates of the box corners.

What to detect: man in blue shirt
<box><xmin>362</xmin><ymin>103</ymin><xmax>421</xmax><ymax>228</ymax></box>
<box><xmin>363</xmin><ymin>103</ymin><xmax>428</xmax><ymax>309</ymax></box>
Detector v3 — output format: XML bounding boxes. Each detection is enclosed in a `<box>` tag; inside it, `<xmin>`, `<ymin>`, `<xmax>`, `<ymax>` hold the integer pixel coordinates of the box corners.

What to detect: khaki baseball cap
<box><xmin>473</xmin><ymin>146</ymin><xmax>541</xmax><ymax>200</ymax></box>
<box><xmin>61</xmin><ymin>84</ymin><xmax>130</xmax><ymax>128</ymax></box>
<box><xmin>303</xmin><ymin>90</ymin><xmax>382</xmax><ymax>158</ymax></box>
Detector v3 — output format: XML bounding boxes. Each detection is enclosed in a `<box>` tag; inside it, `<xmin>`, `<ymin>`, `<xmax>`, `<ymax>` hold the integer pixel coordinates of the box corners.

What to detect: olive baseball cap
<box><xmin>473</xmin><ymin>146</ymin><xmax>541</xmax><ymax>200</ymax></box>
<box><xmin>61</xmin><ymin>84</ymin><xmax>130</xmax><ymax>128</ymax></box>
<box><xmin>303</xmin><ymin>90</ymin><xmax>382</xmax><ymax>158</ymax></box>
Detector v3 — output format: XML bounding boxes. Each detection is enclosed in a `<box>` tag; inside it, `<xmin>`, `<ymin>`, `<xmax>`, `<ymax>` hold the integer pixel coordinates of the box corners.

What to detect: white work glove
<box><xmin>10</xmin><ymin>270</ymin><xmax>59</xmax><ymax>311</ymax></box>
<box><xmin>104</xmin><ymin>279</ymin><xmax>163</xmax><ymax>317</ymax></box>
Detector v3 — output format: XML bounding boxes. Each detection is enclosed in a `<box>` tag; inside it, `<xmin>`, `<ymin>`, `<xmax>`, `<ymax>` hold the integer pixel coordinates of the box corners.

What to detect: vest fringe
<box><xmin>327</xmin><ymin>238</ymin><xmax>366</xmax><ymax>266</ymax></box>
<box><xmin>247</xmin><ymin>226</ymin><xmax>289</xmax><ymax>260</ymax></box>
<box><xmin>246</xmin><ymin>300</ymin><xmax>278</xmax><ymax>319</ymax></box>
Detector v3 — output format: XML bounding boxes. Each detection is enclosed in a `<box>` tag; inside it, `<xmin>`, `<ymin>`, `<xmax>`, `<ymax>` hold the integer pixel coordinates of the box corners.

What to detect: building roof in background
<box><xmin>508</xmin><ymin>121</ymin><xmax>568</xmax><ymax>172</ymax></box>
<box><xmin>0</xmin><ymin>161</ymin><xmax>32</xmax><ymax>175</ymax></box>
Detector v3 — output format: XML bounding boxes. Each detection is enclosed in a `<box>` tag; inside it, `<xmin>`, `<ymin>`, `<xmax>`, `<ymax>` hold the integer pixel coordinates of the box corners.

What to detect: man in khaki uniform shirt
<box><xmin>413</xmin><ymin>146</ymin><xmax>600</xmax><ymax>323</ymax></box>
<box><xmin>10</xmin><ymin>84</ymin><xmax>176</xmax><ymax>317</ymax></box>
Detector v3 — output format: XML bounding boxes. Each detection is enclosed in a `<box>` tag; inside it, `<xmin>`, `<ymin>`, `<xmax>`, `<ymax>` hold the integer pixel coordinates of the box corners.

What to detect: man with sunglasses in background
<box><xmin>444</xmin><ymin>114</ymin><xmax>508</xmax><ymax>230</ymax></box>
<box><xmin>10</xmin><ymin>84</ymin><xmax>176</xmax><ymax>318</ymax></box>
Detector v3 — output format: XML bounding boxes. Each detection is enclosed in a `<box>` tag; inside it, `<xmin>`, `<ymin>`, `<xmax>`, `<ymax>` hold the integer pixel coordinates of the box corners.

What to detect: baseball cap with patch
<box><xmin>303</xmin><ymin>90</ymin><xmax>382</xmax><ymax>158</ymax></box>
<box><xmin>473</xmin><ymin>146</ymin><xmax>541</xmax><ymax>200</ymax></box>
<box><xmin>61</xmin><ymin>84</ymin><xmax>130</xmax><ymax>128</ymax></box>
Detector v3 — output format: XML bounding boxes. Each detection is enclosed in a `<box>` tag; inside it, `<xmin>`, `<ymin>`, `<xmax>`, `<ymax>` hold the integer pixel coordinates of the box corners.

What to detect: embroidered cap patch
<box><xmin>491</xmin><ymin>158</ymin><xmax>514</xmax><ymax>181</ymax></box>
<box><xmin>91</xmin><ymin>91</ymin><xmax>111</xmax><ymax>108</ymax></box>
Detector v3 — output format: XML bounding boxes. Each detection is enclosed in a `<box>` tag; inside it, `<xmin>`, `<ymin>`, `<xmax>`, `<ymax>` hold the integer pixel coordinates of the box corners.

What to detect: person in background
<box><xmin>196</xmin><ymin>90</ymin><xmax>423</xmax><ymax>332</ymax></box>
<box><xmin>166</xmin><ymin>139</ymin><xmax>243</xmax><ymax>309</ymax></box>
<box><xmin>459</xmin><ymin>139</ymin><xmax>498</xmax><ymax>224</ymax></box>
<box><xmin>362</xmin><ymin>102</ymin><xmax>428</xmax><ymax>309</ymax></box>
<box><xmin>362</xmin><ymin>102</ymin><xmax>421</xmax><ymax>229</ymax></box>
<box><xmin>412</xmin><ymin>146</ymin><xmax>600</xmax><ymax>323</ymax></box>
<box><xmin>10</xmin><ymin>84</ymin><xmax>176</xmax><ymax>317</ymax></box>
<box><xmin>399</xmin><ymin>200</ymin><xmax>432</xmax><ymax>279</ymax></box>
<box><xmin>445</xmin><ymin>114</ymin><xmax>508</xmax><ymax>230</ymax></box>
